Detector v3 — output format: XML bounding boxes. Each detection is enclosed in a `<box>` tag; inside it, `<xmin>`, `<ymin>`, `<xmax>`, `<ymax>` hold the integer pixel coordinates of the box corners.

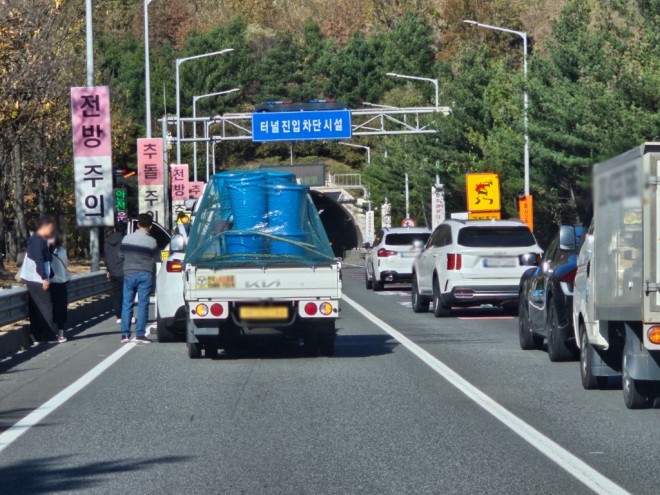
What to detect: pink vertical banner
<box><xmin>71</xmin><ymin>86</ymin><xmax>112</xmax><ymax>158</ymax></box>
<box><xmin>188</xmin><ymin>181</ymin><xmax>205</xmax><ymax>199</ymax></box>
<box><xmin>171</xmin><ymin>164</ymin><xmax>189</xmax><ymax>201</ymax></box>
<box><xmin>137</xmin><ymin>138</ymin><xmax>164</xmax><ymax>186</ymax></box>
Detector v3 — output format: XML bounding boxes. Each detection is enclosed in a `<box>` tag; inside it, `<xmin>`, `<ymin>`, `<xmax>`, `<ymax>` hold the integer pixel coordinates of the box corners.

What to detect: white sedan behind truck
<box><xmin>365</xmin><ymin>227</ymin><xmax>431</xmax><ymax>291</ymax></box>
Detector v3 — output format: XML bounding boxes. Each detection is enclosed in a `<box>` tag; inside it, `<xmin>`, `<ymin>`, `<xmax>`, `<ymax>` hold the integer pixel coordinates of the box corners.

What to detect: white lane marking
<box><xmin>458</xmin><ymin>316</ymin><xmax>514</xmax><ymax>320</ymax></box>
<box><xmin>0</xmin><ymin>343</ymin><xmax>135</xmax><ymax>454</ymax></box>
<box><xmin>342</xmin><ymin>295</ymin><xmax>630</xmax><ymax>495</ymax></box>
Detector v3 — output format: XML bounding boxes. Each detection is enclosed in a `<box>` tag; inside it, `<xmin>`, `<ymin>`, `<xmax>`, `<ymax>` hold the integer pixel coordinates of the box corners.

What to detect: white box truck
<box><xmin>573</xmin><ymin>143</ymin><xmax>660</xmax><ymax>408</ymax></box>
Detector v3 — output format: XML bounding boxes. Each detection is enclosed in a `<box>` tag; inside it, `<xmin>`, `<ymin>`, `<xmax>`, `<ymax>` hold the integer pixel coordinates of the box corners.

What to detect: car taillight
<box><xmin>166</xmin><ymin>260</ymin><xmax>183</xmax><ymax>272</ymax></box>
<box><xmin>447</xmin><ymin>254</ymin><xmax>462</xmax><ymax>270</ymax></box>
<box><xmin>377</xmin><ymin>248</ymin><xmax>398</xmax><ymax>257</ymax></box>
<box><xmin>210</xmin><ymin>303</ymin><xmax>224</xmax><ymax>317</ymax></box>
<box><xmin>561</xmin><ymin>268</ymin><xmax>577</xmax><ymax>283</ymax></box>
<box><xmin>304</xmin><ymin>302</ymin><xmax>318</xmax><ymax>315</ymax></box>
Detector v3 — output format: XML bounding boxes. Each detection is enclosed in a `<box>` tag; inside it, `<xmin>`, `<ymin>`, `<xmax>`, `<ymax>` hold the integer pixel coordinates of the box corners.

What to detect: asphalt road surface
<box><xmin>0</xmin><ymin>266</ymin><xmax>658</xmax><ymax>494</ymax></box>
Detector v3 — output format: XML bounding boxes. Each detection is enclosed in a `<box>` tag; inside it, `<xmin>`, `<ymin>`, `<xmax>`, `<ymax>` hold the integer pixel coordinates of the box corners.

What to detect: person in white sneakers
<box><xmin>48</xmin><ymin>232</ymin><xmax>71</xmax><ymax>343</ymax></box>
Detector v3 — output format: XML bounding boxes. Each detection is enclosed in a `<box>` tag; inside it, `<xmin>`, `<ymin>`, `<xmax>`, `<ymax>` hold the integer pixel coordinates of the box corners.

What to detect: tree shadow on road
<box><xmin>0</xmin><ymin>455</ymin><xmax>188</xmax><ymax>494</ymax></box>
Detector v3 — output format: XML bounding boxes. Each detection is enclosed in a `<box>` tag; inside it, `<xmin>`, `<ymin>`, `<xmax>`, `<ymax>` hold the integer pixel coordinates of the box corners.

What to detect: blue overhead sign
<box><xmin>252</xmin><ymin>110</ymin><xmax>352</xmax><ymax>142</ymax></box>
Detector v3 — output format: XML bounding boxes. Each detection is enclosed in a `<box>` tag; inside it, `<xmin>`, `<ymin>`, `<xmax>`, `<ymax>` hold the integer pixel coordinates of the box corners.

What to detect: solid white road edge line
<box><xmin>342</xmin><ymin>295</ymin><xmax>630</xmax><ymax>495</ymax></box>
<box><xmin>0</xmin><ymin>343</ymin><xmax>136</xmax><ymax>454</ymax></box>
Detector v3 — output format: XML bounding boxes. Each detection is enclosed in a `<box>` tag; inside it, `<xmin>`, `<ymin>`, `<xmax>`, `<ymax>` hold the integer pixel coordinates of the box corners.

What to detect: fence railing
<box><xmin>0</xmin><ymin>272</ymin><xmax>110</xmax><ymax>328</ymax></box>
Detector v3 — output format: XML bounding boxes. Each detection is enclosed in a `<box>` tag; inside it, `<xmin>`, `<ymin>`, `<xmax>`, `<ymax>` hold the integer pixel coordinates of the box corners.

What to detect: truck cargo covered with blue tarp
<box><xmin>185</xmin><ymin>170</ymin><xmax>335</xmax><ymax>267</ymax></box>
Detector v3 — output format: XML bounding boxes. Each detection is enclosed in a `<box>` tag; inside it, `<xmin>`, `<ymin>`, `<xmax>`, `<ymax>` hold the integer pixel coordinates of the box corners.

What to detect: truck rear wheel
<box><xmin>580</xmin><ymin>324</ymin><xmax>608</xmax><ymax>390</ymax></box>
<box><xmin>622</xmin><ymin>341</ymin><xmax>651</xmax><ymax>409</ymax></box>
<box><xmin>303</xmin><ymin>328</ymin><xmax>320</xmax><ymax>357</ymax></box>
<box><xmin>319</xmin><ymin>322</ymin><xmax>336</xmax><ymax>357</ymax></box>
<box><xmin>188</xmin><ymin>342</ymin><xmax>202</xmax><ymax>359</ymax></box>
<box><xmin>547</xmin><ymin>304</ymin><xmax>574</xmax><ymax>362</ymax></box>
<box><xmin>206</xmin><ymin>343</ymin><xmax>219</xmax><ymax>359</ymax></box>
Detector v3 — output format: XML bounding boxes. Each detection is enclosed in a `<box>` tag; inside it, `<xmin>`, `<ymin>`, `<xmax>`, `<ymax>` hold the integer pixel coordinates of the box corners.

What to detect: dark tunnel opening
<box><xmin>310</xmin><ymin>190</ymin><xmax>362</xmax><ymax>258</ymax></box>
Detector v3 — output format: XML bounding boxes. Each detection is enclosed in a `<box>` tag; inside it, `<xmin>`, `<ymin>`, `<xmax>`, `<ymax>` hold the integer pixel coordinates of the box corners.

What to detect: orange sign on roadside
<box><xmin>518</xmin><ymin>195</ymin><xmax>534</xmax><ymax>232</ymax></box>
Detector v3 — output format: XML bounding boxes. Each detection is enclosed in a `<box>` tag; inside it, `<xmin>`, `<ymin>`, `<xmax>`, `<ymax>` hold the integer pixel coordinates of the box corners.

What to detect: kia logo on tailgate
<box><xmin>245</xmin><ymin>280</ymin><xmax>282</xmax><ymax>288</ymax></box>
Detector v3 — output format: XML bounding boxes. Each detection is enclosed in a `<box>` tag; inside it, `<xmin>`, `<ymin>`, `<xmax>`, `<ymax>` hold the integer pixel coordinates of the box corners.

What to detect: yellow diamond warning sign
<box><xmin>466</xmin><ymin>173</ymin><xmax>501</xmax><ymax>213</ymax></box>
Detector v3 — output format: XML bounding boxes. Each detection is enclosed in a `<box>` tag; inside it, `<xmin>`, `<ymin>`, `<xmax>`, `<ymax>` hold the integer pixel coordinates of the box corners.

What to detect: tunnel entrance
<box><xmin>310</xmin><ymin>190</ymin><xmax>362</xmax><ymax>258</ymax></box>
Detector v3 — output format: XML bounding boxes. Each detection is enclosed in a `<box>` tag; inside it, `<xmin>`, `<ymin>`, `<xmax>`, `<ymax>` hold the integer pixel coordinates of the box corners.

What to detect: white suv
<box><xmin>365</xmin><ymin>227</ymin><xmax>431</xmax><ymax>291</ymax></box>
<box><xmin>411</xmin><ymin>220</ymin><xmax>542</xmax><ymax>316</ymax></box>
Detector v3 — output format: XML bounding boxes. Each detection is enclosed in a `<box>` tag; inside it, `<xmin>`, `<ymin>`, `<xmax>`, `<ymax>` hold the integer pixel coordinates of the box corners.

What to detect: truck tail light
<box><xmin>561</xmin><ymin>268</ymin><xmax>577</xmax><ymax>283</ymax></box>
<box><xmin>195</xmin><ymin>304</ymin><xmax>209</xmax><ymax>317</ymax></box>
<box><xmin>319</xmin><ymin>302</ymin><xmax>333</xmax><ymax>315</ymax></box>
<box><xmin>377</xmin><ymin>248</ymin><xmax>398</xmax><ymax>257</ymax></box>
<box><xmin>210</xmin><ymin>303</ymin><xmax>224</xmax><ymax>317</ymax></box>
<box><xmin>304</xmin><ymin>302</ymin><xmax>318</xmax><ymax>315</ymax></box>
<box><xmin>447</xmin><ymin>254</ymin><xmax>462</xmax><ymax>270</ymax></box>
<box><xmin>166</xmin><ymin>260</ymin><xmax>183</xmax><ymax>272</ymax></box>
<box><xmin>648</xmin><ymin>327</ymin><xmax>660</xmax><ymax>345</ymax></box>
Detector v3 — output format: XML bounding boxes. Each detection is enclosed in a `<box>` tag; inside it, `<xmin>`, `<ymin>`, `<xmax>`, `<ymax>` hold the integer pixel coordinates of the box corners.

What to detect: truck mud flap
<box><xmin>624</xmin><ymin>323</ymin><xmax>660</xmax><ymax>381</ymax></box>
<box><xmin>187</xmin><ymin>318</ymin><xmax>220</xmax><ymax>344</ymax></box>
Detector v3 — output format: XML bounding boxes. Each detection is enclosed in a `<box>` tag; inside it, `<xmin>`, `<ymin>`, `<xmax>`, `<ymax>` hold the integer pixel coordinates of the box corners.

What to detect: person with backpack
<box><xmin>20</xmin><ymin>215</ymin><xmax>57</xmax><ymax>344</ymax></box>
<box><xmin>49</xmin><ymin>232</ymin><xmax>71</xmax><ymax>343</ymax></box>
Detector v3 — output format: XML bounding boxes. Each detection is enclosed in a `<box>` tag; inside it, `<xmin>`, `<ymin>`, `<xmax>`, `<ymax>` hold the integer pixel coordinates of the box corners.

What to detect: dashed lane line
<box><xmin>343</xmin><ymin>294</ymin><xmax>630</xmax><ymax>495</ymax></box>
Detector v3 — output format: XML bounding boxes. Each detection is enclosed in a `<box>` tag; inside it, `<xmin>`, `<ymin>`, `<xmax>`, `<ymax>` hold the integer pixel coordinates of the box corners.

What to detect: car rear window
<box><xmin>457</xmin><ymin>227</ymin><xmax>536</xmax><ymax>248</ymax></box>
<box><xmin>384</xmin><ymin>233</ymin><xmax>431</xmax><ymax>246</ymax></box>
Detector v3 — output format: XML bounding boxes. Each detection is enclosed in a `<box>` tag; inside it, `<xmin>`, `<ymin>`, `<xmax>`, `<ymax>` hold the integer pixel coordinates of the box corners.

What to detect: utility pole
<box><xmin>405</xmin><ymin>173</ymin><xmax>410</xmax><ymax>219</ymax></box>
<box><xmin>85</xmin><ymin>0</ymin><xmax>100</xmax><ymax>272</ymax></box>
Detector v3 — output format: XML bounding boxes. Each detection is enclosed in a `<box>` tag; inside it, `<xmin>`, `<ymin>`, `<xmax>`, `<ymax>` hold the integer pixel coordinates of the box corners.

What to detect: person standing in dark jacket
<box><xmin>20</xmin><ymin>215</ymin><xmax>57</xmax><ymax>344</ymax></box>
<box><xmin>104</xmin><ymin>221</ymin><xmax>127</xmax><ymax>323</ymax></box>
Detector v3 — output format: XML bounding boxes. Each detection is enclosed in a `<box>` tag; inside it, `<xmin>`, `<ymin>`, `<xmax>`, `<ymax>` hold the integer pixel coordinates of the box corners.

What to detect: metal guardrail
<box><xmin>0</xmin><ymin>272</ymin><xmax>110</xmax><ymax>328</ymax></box>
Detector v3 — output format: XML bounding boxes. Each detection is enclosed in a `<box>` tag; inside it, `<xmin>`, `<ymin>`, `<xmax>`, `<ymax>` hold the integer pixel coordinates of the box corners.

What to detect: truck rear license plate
<box><xmin>239</xmin><ymin>306</ymin><xmax>289</xmax><ymax>320</ymax></box>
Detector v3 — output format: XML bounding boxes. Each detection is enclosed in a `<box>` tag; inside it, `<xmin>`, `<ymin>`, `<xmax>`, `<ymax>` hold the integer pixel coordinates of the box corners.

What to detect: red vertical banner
<box><xmin>170</xmin><ymin>164</ymin><xmax>189</xmax><ymax>219</ymax></box>
<box><xmin>188</xmin><ymin>181</ymin><xmax>205</xmax><ymax>199</ymax></box>
<box><xmin>137</xmin><ymin>138</ymin><xmax>165</xmax><ymax>224</ymax></box>
<box><xmin>70</xmin><ymin>86</ymin><xmax>114</xmax><ymax>226</ymax></box>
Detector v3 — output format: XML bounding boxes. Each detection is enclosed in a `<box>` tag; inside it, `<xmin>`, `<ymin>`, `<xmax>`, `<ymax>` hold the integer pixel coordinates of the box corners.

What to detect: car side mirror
<box><xmin>520</xmin><ymin>253</ymin><xmax>540</xmax><ymax>266</ymax></box>
<box><xmin>559</xmin><ymin>225</ymin><xmax>577</xmax><ymax>251</ymax></box>
<box><xmin>170</xmin><ymin>234</ymin><xmax>186</xmax><ymax>253</ymax></box>
<box><xmin>363</xmin><ymin>242</ymin><xmax>371</xmax><ymax>249</ymax></box>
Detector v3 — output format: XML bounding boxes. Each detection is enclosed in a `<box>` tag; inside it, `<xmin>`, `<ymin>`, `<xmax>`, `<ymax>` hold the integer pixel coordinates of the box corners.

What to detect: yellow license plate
<box><xmin>239</xmin><ymin>306</ymin><xmax>289</xmax><ymax>320</ymax></box>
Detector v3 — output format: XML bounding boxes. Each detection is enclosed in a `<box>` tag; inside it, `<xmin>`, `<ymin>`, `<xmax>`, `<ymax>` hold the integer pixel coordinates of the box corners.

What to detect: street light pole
<box><xmin>143</xmin><ymin>0</ymin><xmax>155</xmax><ymax>138</ymax></box>
<box><xmin>386</xmin><ymin>73</ymin><xmax>439</xmax><ymax>111</ymax></box>
<box><xmin>463</xmin><ymin>20</ymin><xmax>530</xmax><ymax>196</ymax></box>
<box><xmin>175</xmin><ymin>49</ymin><xmax>234</xmax><ymax>166</ymax></box>
<box><xmin>338</xmin><ymin>141</ymin><xmax>371</xmax><ymax>165</ymax></box>
<box><xmin>191</xmin><ymin>88</ymin><xmax>239</xmax><ymax>181</ymax></box>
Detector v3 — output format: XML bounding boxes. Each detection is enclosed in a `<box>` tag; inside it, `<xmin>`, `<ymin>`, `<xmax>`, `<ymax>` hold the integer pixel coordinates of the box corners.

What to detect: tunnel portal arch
<box><xmin>310</xmin><ymin>190</ymin><xmax>363</xmax><ymax>258</ymax></box>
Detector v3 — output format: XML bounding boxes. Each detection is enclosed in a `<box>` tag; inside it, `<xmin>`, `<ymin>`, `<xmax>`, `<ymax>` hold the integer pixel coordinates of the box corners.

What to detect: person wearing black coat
<box><xmin>104</xmin><ymin>221</ymin><xmax>127</xmax><ymax>323</ymax></box>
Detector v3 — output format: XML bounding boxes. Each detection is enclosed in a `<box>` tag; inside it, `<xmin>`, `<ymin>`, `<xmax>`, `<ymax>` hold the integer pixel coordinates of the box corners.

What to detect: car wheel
<box><xmin>411</xmin><ymin>276</ymin><xmax>430</xmax><ymax>313</ymax></box>
<box><xmin>622</xmin><ymin>340</ymin><xmax>650</xmax><ymax>409</ymax></box>
<box><xmin>318</xmin><ymin>321</ymin><xmax>336</xmax><ymax>357</ymax></box>
<box><xmin>518</xmin><ymin>297</ymin><xmax>542</xmax><ymax>350</ymax></box>
<box><xmin>156</xmin><ymin>311</ymin><xmax>177</xmax><ymax>343</ymax></box>
<box><xmin>372</xmin><ymin>277</ymin><xmax>384</xmax><ymax>292</ymax></box>
<box><xmin>432</xmin><ymin>277</ymin><xmax>451</xmax><ymax>317</ymax></box>
<box><xmin>187</xmin><ymin>342</ymin><xmax>202</xmax><ymax>359</ymax></box>
<box><xmin>546</xmin><ymin>303</ymin><xmax>574</xmax><ymax>362</ymax></box>
<box><xmin>365</xmin><ymin>270</ymin><xmax>373</xmax><ymax>290</ymax></box>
